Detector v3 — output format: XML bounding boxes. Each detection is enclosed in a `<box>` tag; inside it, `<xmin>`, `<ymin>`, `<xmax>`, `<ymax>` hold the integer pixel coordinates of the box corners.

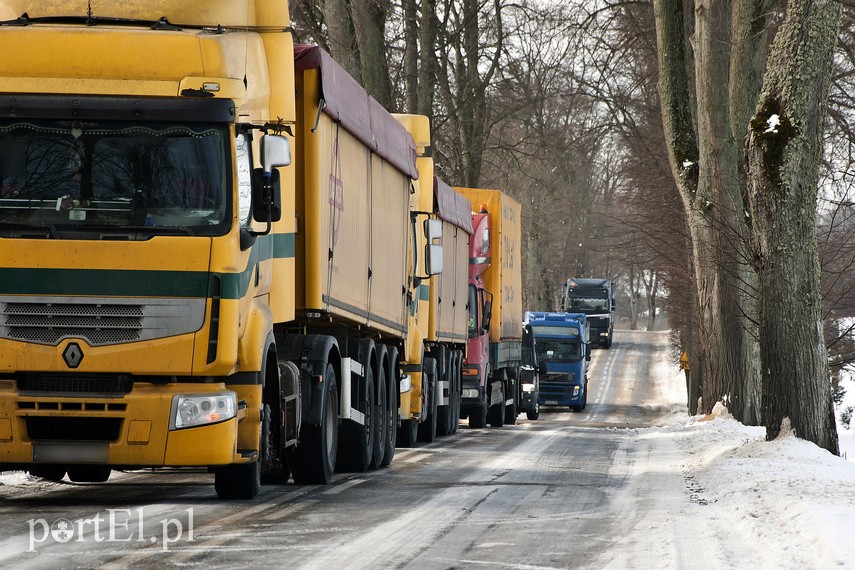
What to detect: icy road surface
<box><xmin>1</xmin><ymin>330</ymin><xmax>851</xmax><ymax>569</ymax></box>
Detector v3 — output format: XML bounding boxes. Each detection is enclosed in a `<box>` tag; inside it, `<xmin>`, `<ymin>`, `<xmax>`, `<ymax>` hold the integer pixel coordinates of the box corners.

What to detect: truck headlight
<box><xmin>170</xmin><ymin>392</ymin><xmax>237</xmax><ymax>430</ymax></box>
<box><xmin>572</xmin><ymin>386</ymin><xmax>581</xmax><ymax>396</ymax></box>
<box><xmin>522</xmin><ymin>384</ymin><xmax>536</xmax><ymax>393</ymax></box>
<box><xmin>463</xmin><ymin>388</ymin><xmax>480</xmax><ymax>398</ymax></box>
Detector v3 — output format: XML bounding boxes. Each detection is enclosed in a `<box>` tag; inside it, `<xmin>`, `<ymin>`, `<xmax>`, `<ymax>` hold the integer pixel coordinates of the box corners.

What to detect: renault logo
<box><xmin>62</xmin><ymin>343</ymin><xmax>84</xmax><ymax>369</ymax></box>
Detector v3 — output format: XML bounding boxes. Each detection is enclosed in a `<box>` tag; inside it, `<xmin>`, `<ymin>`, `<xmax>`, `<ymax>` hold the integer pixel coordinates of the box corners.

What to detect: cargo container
<box><xmin>454</xmin><ymin>188</ymin><xmax>523</xmax><ymax>427</ymax></box>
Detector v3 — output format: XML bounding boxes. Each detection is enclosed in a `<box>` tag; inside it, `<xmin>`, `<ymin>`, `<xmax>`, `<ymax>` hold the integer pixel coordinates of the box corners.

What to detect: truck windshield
<box><xmin>0</xmin><ymin>119</ymin><xmax>229</xmax><ymax>236</ymax></box>
<box><xmin>565</xmin><ymin>289</ymin><xmax>609</xmax><ymax>312</ymax></box>
<box><xmin>535</xmin><ymin>339</ymin><xmax>581</xmax><ymax>362</ymax></box>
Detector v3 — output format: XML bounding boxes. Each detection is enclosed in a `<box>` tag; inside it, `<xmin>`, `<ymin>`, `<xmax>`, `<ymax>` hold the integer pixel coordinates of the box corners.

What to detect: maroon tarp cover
<box><xmin>434</xmin><ymin>177</ymin><xmax>474</xmax><ymax>234</ymax></box>
<box><xmin>294</xmin><ymin>45</ymin><xmax>418</xmax><ymax>180</ymax></box>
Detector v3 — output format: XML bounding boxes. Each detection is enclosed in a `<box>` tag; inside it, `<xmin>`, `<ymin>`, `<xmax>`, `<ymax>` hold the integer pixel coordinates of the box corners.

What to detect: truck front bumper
<box><xmin>0</xmin><ymin>381</ymin><xmax>244</xmax><ymax>469</ymax></box>
<box><xmin>538</xmin><ymin>383</ymin><xmax>584</xmax><ymax>407</ymax></box>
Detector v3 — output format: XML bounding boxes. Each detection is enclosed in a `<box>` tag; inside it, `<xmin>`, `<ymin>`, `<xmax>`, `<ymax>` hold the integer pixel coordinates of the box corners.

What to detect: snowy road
<box><xmin>0</xmin><ymin>331</ymin><xmax>791</xmax><ymax>568</ymax></box>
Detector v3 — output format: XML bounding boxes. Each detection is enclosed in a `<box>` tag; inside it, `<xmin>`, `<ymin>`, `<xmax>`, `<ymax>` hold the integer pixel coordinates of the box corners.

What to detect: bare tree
<box><xmin>745</xmin><ymin>0</ymin><xmax>841</xmax><ymax>452</ymax></box>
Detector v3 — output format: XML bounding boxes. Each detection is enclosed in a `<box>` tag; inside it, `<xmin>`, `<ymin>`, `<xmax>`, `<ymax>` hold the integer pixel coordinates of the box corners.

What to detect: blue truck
<box><xmin>526</xmin><ymin>312</ymin><xmax>590</xmax><ymax>412</ymax></box>
<box><xmin>562</xmin><ymin>278</ymin><xmax>615</xmax><ymax>348</ymax></box>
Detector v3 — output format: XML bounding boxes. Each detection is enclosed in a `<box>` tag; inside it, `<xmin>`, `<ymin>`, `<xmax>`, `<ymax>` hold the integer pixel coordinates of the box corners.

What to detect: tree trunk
<box><xmin>745</xmin><ymin>0</ymin><xmax>840</xmax><ymax>454</ymax></box>
<box><xmin>417</xmin><ymin>0</ymin><xmax>438</xmax><ymax>118</ymax></box>
<box><xmin>324</xmin><ymin>0</ymin><xmax>361</xmax><ymax>82</ymax></box>
<box><xmin>402</xmin><ymin>0</ymin><xmax>419</xmax><ymax>113</ymax></box>
<box><xmin>351</xmin><ymin>0</ymin><xmax>392</xmax><ymax>109</ymax></box>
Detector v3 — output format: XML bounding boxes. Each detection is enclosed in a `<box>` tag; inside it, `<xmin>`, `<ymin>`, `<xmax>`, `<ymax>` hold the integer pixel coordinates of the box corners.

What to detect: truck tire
<box><xmin>67</xmin><ymin>465</ymin><xmax>111</xmax><ymax>483</ymax></box>
<box><xmin>291</xmin><ymin>364</ymin><xmax>338</xmax><ymax>484</ymax></box>
<box><xmin>260</xmin><ymin>403</ymin><xmax>290</xmax><ymax>484</ymax></box>
<box><xmin>504</xmin><ymin>375</ymin><xmax>518</xmax><ymax>426</ymax></box>
<box><xmin>381</xmin><ymin>345</ymin><xmax>398</xmax><ymax>466</ymax></box>
<box><xmin>436</xmin><ymin>353</ymin><xmax>452</xmax><ymax>437</ymax></box>
<box><xmin>526</xmin><ymin>402</ymin><xmax>540</xmax><ymax>421</ymax></box>
<box><xmin>369</xmin><ymin>366</ymin><xmax>387</xmax><ymax>469</ymax></box>
<box><xmin>338</xmin><ymin>364</ymin><xmax>375</xmax><ymax>472</ymax></box>
<box><xmin>449</xmin><ymin>351</ymin><xmax>462</xmax><ymax>434</ymax></box>
<box><xmin>417</xmin><ymin>358</ymin><xmax>438</xmax><ymax>443</ymax></box>
<box><xmin>469</xmin><ymin>403</ymin><xmax>487</xmax><ymax>428</ymax></box>
<box><xmin>215</xmin><ymin>458</ymin><xmax>260</xmax><ymax>500</ymax></box>
<box><xmin>488</xmin><ymin>397</ymin><xmax>505</xmax><ymax>427</ymax></box>
<box><xmin>487</xmin><ymin>377</ymin><xmax>505</xmax><ymax>428</ymax></box>
<box><xmin>28</xmin><ymin>465</ymin><xmax>66</xmax><ymax>482</ymax></box>
<box><xmin>397</xmin><ymin>419</ymin><xmax>418</xmax><ymax>447</ymax></box>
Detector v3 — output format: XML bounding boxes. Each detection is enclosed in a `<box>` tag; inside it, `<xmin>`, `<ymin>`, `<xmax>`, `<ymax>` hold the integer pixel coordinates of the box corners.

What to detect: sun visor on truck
<box><xmin>434</xmin><ymin>177</ymin><xmax>474</xmax><ymax>234</ymax></box>
<box><xmin>294</xmin><ymin>44</ymin><xmax>418</xmax><ymax>180</ymax></box>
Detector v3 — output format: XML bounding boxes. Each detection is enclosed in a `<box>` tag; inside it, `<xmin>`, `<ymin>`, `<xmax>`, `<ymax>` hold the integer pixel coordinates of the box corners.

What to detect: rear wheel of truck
<box><xmin>369</xmin><ymin>365</ymin><xmax>387</xmax><ymax>469</ymax></box>
<box><xmin>291</xmin><ymin>364</ymin><xmax>339</xmax><ymax>484</ymax></box>
<box><xmin>67</xmin><ymin>465</ymin><xmax>111</xmax><ymax>483</ymax></box>
<box><xmin>338</xmin><ymin>363</ymin><xmax>375</xmax><ymax>472</ymax></box>
<box><xmin>417</xmin><ymin>358</ymin><xmax>438</xmax><ymax>443</ymax></box>
<box><xmin>28</xmin><ymin>465</ymin><xmax>66</xmax><ymax>482</ymax></box>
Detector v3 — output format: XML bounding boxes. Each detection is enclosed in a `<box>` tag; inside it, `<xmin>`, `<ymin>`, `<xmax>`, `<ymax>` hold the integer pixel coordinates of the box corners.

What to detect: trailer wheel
<box><xmin>291</xmin><ymin>364</ymin><xmax>338</xmax><ymax>484</ymax></box>
<box><xmin>382</xmin><ymin>346</ymin><xmax>398</xmax><ymax>463</ymax></box>
<box><xmin>338</xmin><ymin>365</ymin><xmax>375</xmax><ymax>472</ymax></box>
<box><xmin>28</xmin><ymin>465</ymin><xmax>66</xmax><ymax>482</ymax></box>
<box><xmin>417</xmin><ymin>358</ymin><xmax>438</xmax><ymax>443</ymax></box>
<box><xmin>487</xmin><ymin>373</ymin><xmax>506</xmax><ymax>427</ymax></box>
<box><xmin>67</xmin><ymin>465</ymin><xmax>111</xmax><ymax>483</ymax></box>
<box><xmin>449</xmin><ymin>351</ymin><xmax>462</xmax><ymax>434</ymax></box>
<box><xmin>381</xmin><ymin>371</ymin><xmax>397</xmax><ymax>465</ymax></box>
<box><xmin>436</xmin><ymin>352</ymin><xmax>452</xmax><ymax>437</ymax></box>
<box><xmin>504</xmin><ymin>377</ymin><xmax>518</xmax><ymax>425</ymax></box>
<box><xmin>369</xmin><ymin>366</ymin><xmax>387</xmax><ymax>469</ymax></box>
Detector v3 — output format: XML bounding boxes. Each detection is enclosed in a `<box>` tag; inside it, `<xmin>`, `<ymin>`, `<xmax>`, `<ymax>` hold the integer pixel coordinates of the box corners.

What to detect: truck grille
<box><xmin>543</xmin><ymin>373</ymin><xmax>574</xmax><ymax>384</ymax></box>
<box><xmin>25</xmin><ymin>417</ymin><xmax>122</xmax><ymax>442</ymax></box>
<box><xmin>0</xmin><ymin>296</ymin><xmax>206</xmax><ymax>346</ymax></box>
<box><xmin>18</xmin><ymin>376</ymin><xmax>133</xmax><ymax>395</ymax></box>
<box><xmin>4</xmin><ymin>302</ymin><xmax>143</xmax><ymax>345</ymax></box>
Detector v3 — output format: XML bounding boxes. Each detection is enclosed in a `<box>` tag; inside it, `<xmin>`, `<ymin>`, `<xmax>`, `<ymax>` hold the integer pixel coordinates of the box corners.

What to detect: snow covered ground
<box><xmin>642</xmin><ymin>355</ymin><xmax>855</xmax><ymax>569</ymax></box>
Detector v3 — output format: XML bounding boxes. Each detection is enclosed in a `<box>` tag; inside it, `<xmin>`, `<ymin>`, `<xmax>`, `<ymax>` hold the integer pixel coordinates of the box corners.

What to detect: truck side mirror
<box><xmin>538</xmin><ymin>362</ymin><xmax>548</xmax><ymax>375</ymax></box>
<box><xmin>425</xmin><ymin>243</ymin><xmax>443</xmax><ymax>275</ymax></box>
<box><xmin>424</xmin><ymin>218</ymin><xmax>442</xmax><ymax>241</ymax></box>
<box><xmin>585</xmin><ymin>346</ymin><xmax>592</xmax><ymax>362</ymax></box>
<box><xmin>482</xmin><ymin>296</ymin><xmax>493</xmax><ymax>332</ymax></box>
<box><xmin>251</xmin><ymin>167</ymin><xmax>282</xmax><ymax>223</ymax></box>
<box><xmin>261</xmin><ymin>133</ymin><xmax>291</xmax><ymax>173</ymax></box>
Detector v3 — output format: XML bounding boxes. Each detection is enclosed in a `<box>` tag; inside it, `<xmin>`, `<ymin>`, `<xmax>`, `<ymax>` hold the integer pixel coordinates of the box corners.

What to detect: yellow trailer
<box><xmin>454</xmin><ymin>187</ymin><xmax>524</xmax><ymax>426</ymax></box>
<box><xmin>0</xmin><ymin>1</ymin><xmax>437</xmax><ymax>498</ymax></box>
<box><xmin>393</xmin><ymin>114</ymin><xmax>471</xmax><ymax>443</ymax></box>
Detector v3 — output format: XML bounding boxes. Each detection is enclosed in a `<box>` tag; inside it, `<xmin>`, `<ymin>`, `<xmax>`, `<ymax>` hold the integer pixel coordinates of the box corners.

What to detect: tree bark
<box><xmin>745</xmin><ymin>0</ymin><xmax>841</xmax><ymax>453</ymax></box>
<box><xmin>324</xmin><ymin>0</ymin><xmax>362</xmax><ymax>82</ymax></box>
<box><xmin>402</xmin><ymin>0</ymin><xmax>419</xmax><ymax>113</ymax></box>
<box><xmin>351</xmin><ymin>0</ymin><xmax>393</xmax><ymax>109</ymax></box>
